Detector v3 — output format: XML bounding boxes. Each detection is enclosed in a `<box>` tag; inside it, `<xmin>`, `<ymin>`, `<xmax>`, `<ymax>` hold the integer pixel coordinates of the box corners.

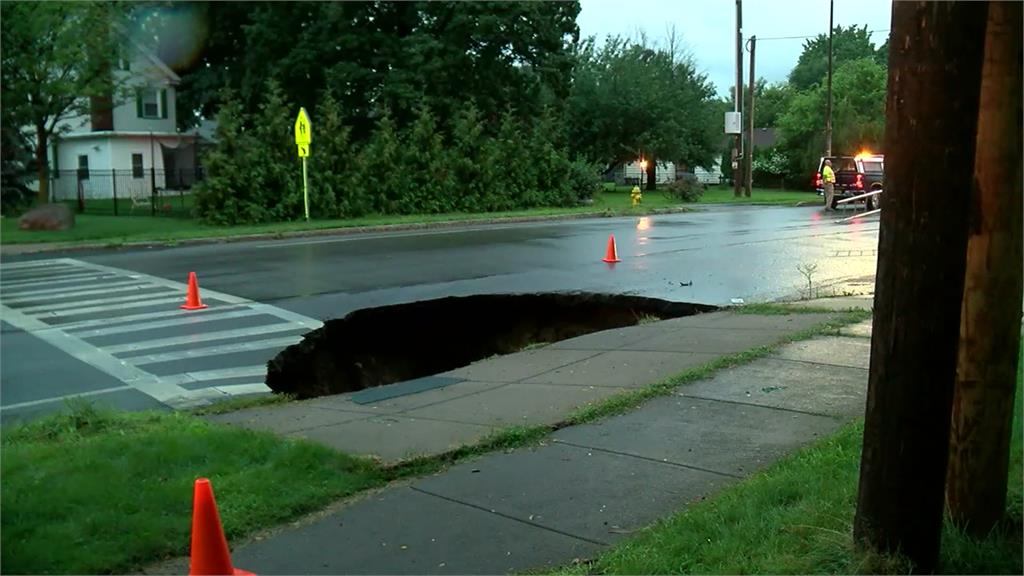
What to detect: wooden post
<box><xmin>825</xmin><ymin>0</ymin><xmax>833</xmax><ymax>157</ymax></box>
<box><xmin>745</xmin><ymin>36</ymin><xmax>756</xmax><ymax>198</ymax></box>
<box><xmin>853</xmin><ymin>2</ymin><xmax>989</xmax><ymax>572</ymax></box>
<box><xmin>111</xmin><ymin>169</ymin><xmax>118</xmax><ymax>216</ymax></box>
<box><xmin>733</xmin><ymin>0</ymin><xmax>743</xmax><ymax>198</ymax></box>
<box><xmin>947</xmin><ymin>0</ymin><xmax>1023</xmax><ymax>536</ymax></box>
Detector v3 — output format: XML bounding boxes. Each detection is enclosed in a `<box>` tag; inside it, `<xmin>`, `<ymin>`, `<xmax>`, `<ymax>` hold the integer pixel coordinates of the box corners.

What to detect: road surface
<box><xmin>0</xmin><ymin>205</ymin><xmax>880</xmax><ymax>420</ymax></box>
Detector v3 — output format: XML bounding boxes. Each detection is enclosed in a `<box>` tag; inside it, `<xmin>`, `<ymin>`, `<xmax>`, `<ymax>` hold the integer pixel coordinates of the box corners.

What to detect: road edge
<box><xmin>2</xmin><ymin>207</ymin><xmax>700</xmax><ymax>256</ymax></box>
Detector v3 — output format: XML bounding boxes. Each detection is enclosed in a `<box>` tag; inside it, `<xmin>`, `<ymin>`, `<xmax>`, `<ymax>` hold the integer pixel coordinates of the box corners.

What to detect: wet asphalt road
<box><xmin>46</xmin><ymin>204</ymin><xmax>878</xmax><ymax>315</ymax></box>
<box><xmin>0</xmin><ymin>204</ymin><xmax>880</xmax><ymax>418</ymax></box>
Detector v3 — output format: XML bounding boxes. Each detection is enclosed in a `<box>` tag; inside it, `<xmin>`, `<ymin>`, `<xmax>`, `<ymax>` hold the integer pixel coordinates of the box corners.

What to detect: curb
<box><xmin>1</xmin><ymin>207</ymin><xmax>699</xmax><ymax>256</ymax></box>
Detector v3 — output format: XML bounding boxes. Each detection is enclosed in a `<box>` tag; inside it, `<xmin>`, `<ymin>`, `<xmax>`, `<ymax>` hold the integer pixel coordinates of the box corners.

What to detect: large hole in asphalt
<box><xmin>266</xmin><ymin>293</ymin><xmax>718</xmax><ymax>399</ymax></box>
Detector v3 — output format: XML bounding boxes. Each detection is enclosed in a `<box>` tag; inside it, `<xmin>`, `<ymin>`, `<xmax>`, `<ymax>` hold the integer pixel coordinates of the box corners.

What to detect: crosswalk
<box><xmin>0</xmin><ymin>258</ymin><xmax>322</xmax><ymax>411</ymax></box>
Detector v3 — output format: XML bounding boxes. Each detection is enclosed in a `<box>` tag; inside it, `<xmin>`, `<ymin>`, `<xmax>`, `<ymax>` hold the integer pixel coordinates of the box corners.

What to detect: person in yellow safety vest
<box><xmin>822</xmin><ymin>159</ymin><xmax>836</xmax><ymax>211</ymax></box>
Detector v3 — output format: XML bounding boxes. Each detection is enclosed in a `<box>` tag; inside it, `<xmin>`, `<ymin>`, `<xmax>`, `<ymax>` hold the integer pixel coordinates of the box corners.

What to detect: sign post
<box><xmin>294</xmin><ymin>107</ymin><xmax>312</xmax><ymax>220</ymax></box>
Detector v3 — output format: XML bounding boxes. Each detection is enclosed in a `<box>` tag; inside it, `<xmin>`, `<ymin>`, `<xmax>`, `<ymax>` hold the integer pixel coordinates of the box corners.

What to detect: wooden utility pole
<box><xmin>745</xmin><ymin>36</ymin><xmax>756</xmax><ymax>198</ymax></box>
<box><xmin>825</xmin><ymin>0</ymin><xmax>833</xmax><ymax>156</ymax></box>
<box><xmin>733</xmin><ymin>0</ymin><xmax>743</xmax><ymax>198</ymax></box>
<box><xmin>853</xmin><ymin>2</ymin><xmax>988</xmax><ymax>572</ymax></box>
<box><xmin>947</xmin><ymin>0</ymin><xmax>1023</xmax><ymax>536</ymax></box>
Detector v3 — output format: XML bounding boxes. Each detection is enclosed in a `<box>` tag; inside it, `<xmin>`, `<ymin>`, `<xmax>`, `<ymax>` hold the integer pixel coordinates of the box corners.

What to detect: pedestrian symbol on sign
<box><xmin>294</xmin><ymin>107</ymin><xmax>312</xmax><ymax>220</ymax></box>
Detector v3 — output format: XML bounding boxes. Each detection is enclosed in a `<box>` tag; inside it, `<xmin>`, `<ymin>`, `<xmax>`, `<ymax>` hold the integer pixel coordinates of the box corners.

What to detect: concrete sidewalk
<box><xmin>166</xmin><ymin>300</ymin><xmax>879</xmax><ymax>575</ymax></box>
<box><xmin>208</xmin><ymin>308</ymin><xmax>854</xmax><ymax>463</ymax></box>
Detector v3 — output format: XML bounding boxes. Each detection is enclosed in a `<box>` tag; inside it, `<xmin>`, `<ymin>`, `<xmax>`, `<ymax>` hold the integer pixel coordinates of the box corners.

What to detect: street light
<box><xmin>639</xmin><ymin>158</ymin><xmax>648</xmax><ymax>190</ymax></box>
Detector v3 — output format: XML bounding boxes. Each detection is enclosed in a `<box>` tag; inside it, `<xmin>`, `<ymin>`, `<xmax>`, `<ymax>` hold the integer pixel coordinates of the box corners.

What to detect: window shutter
<box><xmin>136</xmin><ymin>90</ymin><xmax>143</xmax><ymax>118</ymax></box>
<box><xmin>160</xmin><ymin>89</ymin><xmax>168</xmax><ymax>119</ymax></box>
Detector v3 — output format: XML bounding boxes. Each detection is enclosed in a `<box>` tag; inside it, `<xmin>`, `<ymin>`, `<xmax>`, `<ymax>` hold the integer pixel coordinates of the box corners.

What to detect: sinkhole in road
<box><xmin>266</xmin><ymin>293</ymin><xmax>717</xmax><ymax>399</ymax></box>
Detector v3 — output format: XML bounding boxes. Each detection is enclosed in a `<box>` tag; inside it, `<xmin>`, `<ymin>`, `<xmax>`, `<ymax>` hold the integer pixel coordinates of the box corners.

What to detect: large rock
<box><xmin>18</xmin><ymin>203</ymin><xmax>75</xmax><ymax>231</ymax></box>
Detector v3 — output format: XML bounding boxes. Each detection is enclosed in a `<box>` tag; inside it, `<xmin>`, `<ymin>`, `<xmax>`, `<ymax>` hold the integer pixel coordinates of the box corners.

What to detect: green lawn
<box><xmin>554</xmin><ymin>346</ymin><xmax>1024</xmax><ymax>575</ymax></box>
<box><xmin>699</xmin><ymin>185</ymin><xmax>817</xmax><ymax>205</ymax></box>
<box><xmin>0</xmin><ymin>403</ymin><xmax>386</xmax><ymax>574</ymax></box>
<box><xmin>0</xmin><ymin>188</ymin><xmax>688</xmax><ymax>246</ymax></box>
<box><xmin>602</xmin><ymin>183</ymin><xmax>816</xmax><ymax>206</ymax></box>
<box><xmin>0</xmin><ymin>185</ymin><xmax>814</xmax><ymax>247</ymax></box>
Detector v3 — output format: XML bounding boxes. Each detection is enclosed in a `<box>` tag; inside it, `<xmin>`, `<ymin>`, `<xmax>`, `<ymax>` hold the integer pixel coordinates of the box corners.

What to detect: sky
<box><xmin>577</xmin><ymin>0</ymin><xmax>893</xmax><ymax>97</ymax></box>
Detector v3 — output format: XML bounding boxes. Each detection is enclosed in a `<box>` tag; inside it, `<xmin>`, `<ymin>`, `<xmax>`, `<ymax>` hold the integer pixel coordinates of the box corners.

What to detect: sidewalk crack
<box><xmin>550</xmin><ymin>440</ymin><xmax>743</xmax><ymax>480</ymax></box>
<box><xmin>674</xmin><ymin>393</ymin><xmax>841</xmax><ymax>419</ymax></box>
<box><xmin>409</xmin><ymin>487</ymin><xmax>610</xmax><ymax>547</ymax></box>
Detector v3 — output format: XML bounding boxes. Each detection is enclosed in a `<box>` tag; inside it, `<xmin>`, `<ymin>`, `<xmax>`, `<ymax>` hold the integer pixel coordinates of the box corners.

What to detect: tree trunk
<box><xmin>35</xmin><ymin>124</ymin><xmax>49</xmax><ymax>205</ymax></box>
<box><xmin>645</xmin><ymin>158</ymin><xmax>656</xmax><ymax>191</ymax></box>
<box><xmin>853</xmin><ymin>2</ymin><xmax>988</xmax><ymax>572</ymax></box>
<box><xmin>947</xmin><ymin>0</ymin><xmax>1023</xmax><ymax>536</ymax></box>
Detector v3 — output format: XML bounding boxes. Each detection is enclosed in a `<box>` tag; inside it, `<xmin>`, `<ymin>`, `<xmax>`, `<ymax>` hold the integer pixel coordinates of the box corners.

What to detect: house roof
<box><xmin>114</xmin><ymin>23</ymin><xmax>181</xmax><ymax>85</ymax></box>
<box><xmin>752</xmin><ymin>127</ymin><xmax>777</xmax><ymax>149</ymax></box>
<box><xmin>719</xmin><ymin>127</ymin><xmax>779</xmax><ymax>150</ymax></box>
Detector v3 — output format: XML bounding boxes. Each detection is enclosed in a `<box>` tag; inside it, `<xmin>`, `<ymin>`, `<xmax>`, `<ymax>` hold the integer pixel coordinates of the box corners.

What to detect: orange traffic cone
<box><xmin>602</xmin><ymin>234</ymin><xmax>621</xmax><ymax>263</ymax></box>
<box><xmin>189</xmin><ymin>478</ymin><xmax>253</xmax><ymax>576</ymax></box>
<box><xmin>181</xmin><ymin>272</ymin><xmax>208</xmax><ymax>310</ymax></box>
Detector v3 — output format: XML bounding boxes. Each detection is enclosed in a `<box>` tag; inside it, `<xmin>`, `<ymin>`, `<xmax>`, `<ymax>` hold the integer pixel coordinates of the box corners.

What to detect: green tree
<box><xmin>754</xmin><ymin>82</ymin><xmax>795</xmax><ymax>128</ymax></box>
<box><xmin>358</xmin><ymin>111</ymin><xmax>406</xmax><ymax>214</ymax></box>
<box><xmin>164</xmin><ymin>1</ymin><xmax>580</xmax><ymax>141</ymax></box>
<box><xmin>777</xmin><ymin>57</ymin><xmax>887</xmax><ymax>183</ymax></box>
<box><xmin>309</xmin><ymin>90</ymin><xmax>364</xmax><ymax>218</ymax></box>
<box><xmin>492</xmin><ymin>109</ymin><xmax>535</xmax><ymax>209</ymax></box>
<box><xmin>194</xmin><ymin>91</ymin><xmax>255</xmax><ymax>224</ymax></box>
<box><xmin>402</xmin><ymin>105</ymin><xmax>454</xmax><ymax>213</ymax></box>
<box><xmin>247</xmin><ymin>80</ymin><xmax>301</xmax><ymax>221</ymax></box>
<box><xmin>723</xmin><ymin>80</ymin><xmax>793</xmax><ymax>127</ymax></box>
<box><xmin>449</xmin><ymin>102</ymin><xmax>497</xmax><ymax>212</ymax></box>
<box><xmin>1</xmin><ymin>1</ymin><xmax>126</xmax><ymax>204</ymax></box>
<box><xmin>788</xmin><ymin>25</ymin><xmax>880</xmax><ymax>91</ymax></box>
<box><xmin>194</xmin><ymin>81</ymin><xmax>301</xmax><ymax>224</ymax></box>
<box><xmin>568</xmin><ymin>36</ymin><xmax>719</xmax><ymax>189</ymax></box>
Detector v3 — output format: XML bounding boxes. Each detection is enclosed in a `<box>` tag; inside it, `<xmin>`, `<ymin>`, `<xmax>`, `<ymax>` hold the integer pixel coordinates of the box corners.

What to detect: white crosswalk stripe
<box><xmin>71</xmin><ymin>308</ymin><xmax>265</xmax><ymax>339</ymax></box>
<box><xmin>19</xmin><ymin>290</ymin><xmax>176</xmax><ymax>314</ymax></box>
<box><xmin>1</xmin><ymin>257</ymin><xmax>321</xmax><ymax>411</ymax></box>
<box><xmin>2</xmin><ymin>280</ymin><xmax>156</xmax><ymax>303</ymax></box>
<box><xmin>130</xmin><ymin>335</ymin><xmax>304</xmax><ymax>366</ymax></box>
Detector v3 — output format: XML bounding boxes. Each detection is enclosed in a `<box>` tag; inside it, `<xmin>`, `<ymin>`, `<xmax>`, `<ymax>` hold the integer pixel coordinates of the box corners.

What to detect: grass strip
<box><xmin>0</xmin><ymin>401</ymin><xmax>386</xmax><ymax>575</ymax></box>
<box><xmin>549</xmin><ymin>344</ymin><xmax>1023</xmax><ymax>576</ymax></box>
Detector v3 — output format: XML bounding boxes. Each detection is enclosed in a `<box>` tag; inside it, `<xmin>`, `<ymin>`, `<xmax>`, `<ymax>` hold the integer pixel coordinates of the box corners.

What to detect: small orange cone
<box><xmin>190</xmin><ymin>478</ymin><xmax>253</xmax><ymax>576</ymax></box>
<box><xmin>602</xmin><ymin>234</ymin><xmax>621</xmax><ymax>263</ymax></box>
<box><xmin>181</xmin><ymin>272</ymin><xmax>208</xmax><ymax>310</ymax></box>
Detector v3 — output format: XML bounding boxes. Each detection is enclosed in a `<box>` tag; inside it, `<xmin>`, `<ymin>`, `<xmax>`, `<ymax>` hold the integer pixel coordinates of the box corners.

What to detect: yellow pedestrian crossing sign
<box><xmin>294</xmin><ymin>107</ymin><xmax>311</xmax><ymax>146</ymax></box>
<box><xmin>295</xmin><ymin>107</ymin><xmax>312</xmax><ymax>221</ymax></box>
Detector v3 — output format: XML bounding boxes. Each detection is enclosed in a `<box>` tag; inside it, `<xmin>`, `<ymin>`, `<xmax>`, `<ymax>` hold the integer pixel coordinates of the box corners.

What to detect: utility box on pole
<box><xmin>724</xmin><ymin>112</ymin><xmax>742</xmax><ymax>135</ymax></box>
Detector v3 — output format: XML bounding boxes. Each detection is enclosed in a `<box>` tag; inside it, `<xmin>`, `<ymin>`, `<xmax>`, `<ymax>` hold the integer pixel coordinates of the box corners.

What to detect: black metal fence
<box><xmin>49</xmin><ymin>168</ymin><xmax>206</xmax><ymax>217</ymax></box>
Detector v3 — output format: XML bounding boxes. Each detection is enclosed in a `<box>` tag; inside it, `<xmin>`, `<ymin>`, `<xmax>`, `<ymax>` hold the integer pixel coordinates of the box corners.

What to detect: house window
<box><xmin>136</xmin><ymin>88</ymin><xmax>167</xmax><ymax>119</ymax></box>
<box><xmin>141</xmin><ymin>89</ymin><xmax>160</xmax><ymax>118</ymax></box>
<box><xmin>132</xmin><ymin>153</ymin><xmax>144</xmax><ymax>178</ymax></box>
<box><xmin>77</xmin><ymin>155</ymin><xmax>89</xmax><ymax>180</ymax></box>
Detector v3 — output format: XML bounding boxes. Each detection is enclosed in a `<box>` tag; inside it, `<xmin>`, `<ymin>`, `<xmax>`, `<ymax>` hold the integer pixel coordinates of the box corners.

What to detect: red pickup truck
<box><xmin>814</xmin><ymin>153</ymin><xmax>884</xmax><ymax>210</ymax></box>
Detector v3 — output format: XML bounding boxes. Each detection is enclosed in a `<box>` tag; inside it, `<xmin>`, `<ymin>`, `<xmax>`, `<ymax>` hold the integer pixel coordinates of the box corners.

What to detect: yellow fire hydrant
<box><xmin>630</xmin><ymin>185</ymin><xmax>643</xmax><ymax>207</ymax></box>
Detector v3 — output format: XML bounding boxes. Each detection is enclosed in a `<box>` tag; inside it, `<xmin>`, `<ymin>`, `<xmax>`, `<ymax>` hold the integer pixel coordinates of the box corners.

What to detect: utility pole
<box><xmin>733</xmin><ymin>0</ymin><xmax>743</xmax><ymax>198</ymax></box>
<box><xmin>947</xmin><ymin>0</ymin><xmax>1023</xmax><ymax>537</ymax></box>
<box><xmin>745</xmin><ymin>36</ymin><xmax>756</xmax><ymax>198</ymax></box>
<box><xmin>825</xmin><ymin>0</ymin><xmax>833</xmax><ymax>157</ymax></box>
<box><xmin>853</xmin><ymin>2</ymin><xmax>988</xmax><ymax>571</ymax></box>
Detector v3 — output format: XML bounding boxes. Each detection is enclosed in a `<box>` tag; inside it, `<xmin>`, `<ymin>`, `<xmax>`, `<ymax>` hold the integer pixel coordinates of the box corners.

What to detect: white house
<box><xmin>607</xmin><ymin>159</ymin><xmax>723</xmax><ymax>186</ymax></box>
<box><xmin>47</xmin><ymin>35</ymin><xmax>203</xmax><ymax>203</ymax></box>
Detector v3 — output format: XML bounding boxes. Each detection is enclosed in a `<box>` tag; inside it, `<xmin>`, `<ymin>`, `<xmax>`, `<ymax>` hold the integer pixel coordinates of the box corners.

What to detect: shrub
<box><xmin>566</xmin><ymin>158</ymin><xmax>602</xmax><ymax>203</ymax></box>
<box><xmin>663</xmin><ymin>175</ymin><xmax>705</xmax><ymax>203</ymax></box>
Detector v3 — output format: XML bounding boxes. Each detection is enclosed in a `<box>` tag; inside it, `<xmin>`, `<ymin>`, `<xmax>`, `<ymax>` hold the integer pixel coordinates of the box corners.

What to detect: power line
<box><xmin>754</xmin><ymin>28</ymin><xmax>890</xmax><ymax>42</ymax></box>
